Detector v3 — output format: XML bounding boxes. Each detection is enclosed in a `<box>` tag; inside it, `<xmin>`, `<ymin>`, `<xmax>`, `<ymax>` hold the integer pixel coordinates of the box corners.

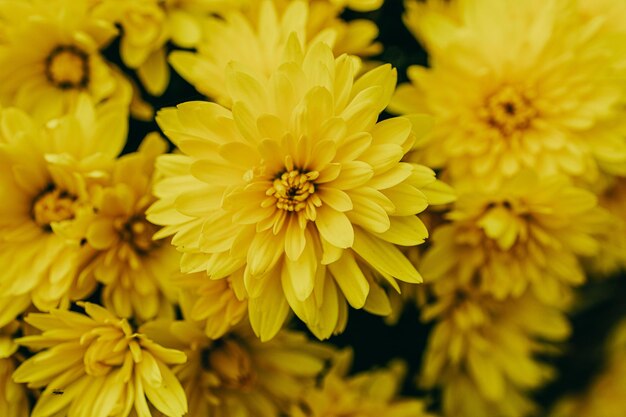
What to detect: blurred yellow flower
<box><xmin>92</xmin><ymin>0</ymin><xmax>247</xmax><ymax>96</ymax></box>
<box><xmin>81</xmin><ymin>134</ymin><xmax>180</xmax><ymax>321</ymax></box>
<box><xmin>585</xmin><ymin>176</ymin><xmax>626</xmax><ymax>276</ymax></box>
<box><xmin>0</xmin><ymin>98</ymin><xmax>127</xmax><ymax>327</ymax></box>
<box><xmin>149</xmin><ymin>40</ymin><xmax>446</xmax><ymax>340</ymax></box>
<box><xmin>142</xmin><ymin>320</ymin><xmax>334</xmax><ymax>417</ymax></box>
<box><xmin>0</xmin><ymin>0</ymin><xmax>131</xmax><ymax>121</ymax></box>
<box><xmin>421</xmin><ymin>173</ymin><xmax>605</xmax><ymax>305</ymax></box>
<box><xmin>421</xmin><ymin>291</ymin><xmax>570</xmax><ymax>417</ymax></box>
<box><xmin>292</xmin><ymin>348</ymin><xmax>435</xmax><ymax>417</ymax></box>
<box><xmin>14</xmin><ymin>302</ymin><xmax>188</xmax><ymax>417</ymax></box>
<box><xmin>391</xmin><ymin>0</ymin><xmax>626</xmax><ymax>188</ymax></box>
<box><xmin>169</xmin><ymin>0</ymin><xmax>381</xmax><ymax>106</ymax></box>
<box><xmin>0</xmin><ymin>322</ymin><xmax>29</xmax><ymax>417</ymax></box>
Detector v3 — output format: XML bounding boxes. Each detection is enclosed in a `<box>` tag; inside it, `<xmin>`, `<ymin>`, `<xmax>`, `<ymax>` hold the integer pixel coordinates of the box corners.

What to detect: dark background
<box><xmin>108</xmin><ymin>1</ymin><xmax>626</xmax><ymax>413</ymax></box>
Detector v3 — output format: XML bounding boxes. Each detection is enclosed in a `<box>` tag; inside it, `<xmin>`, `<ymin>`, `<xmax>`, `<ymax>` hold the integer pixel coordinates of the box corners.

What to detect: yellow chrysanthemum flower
<box><xmin>0</xmin><ymin>0</ymin><xmax>131</xmax><ymax>121</ymax></box>
<box><xmin>421</xmin><ymin>291</ymin><xmax>570</xmax><ymax>417</ymax></box>
<box><xmin>420</xmin><ymin>173</ymin><xmax>605</xmax><ymax>306</ymax></box>
<box><xmin>291</xmin><ymin>349</ymin><xmax>435</xmax><ymax>417</ymax></box>
<box><xmin>13</xmin><ymin>302</ymin><xmax>188</xmax><ymax>417</ymax></box>
<box><xmin>578</xmin><ymin>0</ymin><xmax>626</xmax><ymax>36</ymax></box>
<box><xmin>551</xmin><ymin>318</ymin><xmax>626</xmax><ymax>417</ymax></box>
<box><xmin>141</xmin><ymin>320</ymin><xmax>334</xmax><ymax>417</ymax></box>
<box><xmin>169</xmin><ymin>0</ymin><xmax>381</xmax><ymax>106</ymax></box>
<box><xmin>92</xmin><ymin>0</ymin><xmax>247</xmax><ymax>96</ymax></box>
<box><xmin>585</xmin><ymin>176</ymin><xmax>626</xmax><ymax>276</ymax></box>
<box><xmin>390</xmin><ymin>0</ymin><xmax>626</xmax><ymax>188</ymax></box>
<box><xmin>177</xmin><ymin>273</ymin><xmax>248</xmax><ymax>339</ymax></box>
<box><xmin>81</xmin><ymin>134</ymin><xmax>180</xmax><ymax>321</ymax></box>
<box><xmin>0</xmin><ymin>98</ymin><xmax>127</xmax><ymax>327</ymax></box>
<box><xmin>0</xmin><ymin>322</ymin><xmax>29</xmax><ymax>417</ymax></box>
<box><xmin>149</xmin><ymin>39</ymin><xmax>445</xmax><ymax>340</ymax></box>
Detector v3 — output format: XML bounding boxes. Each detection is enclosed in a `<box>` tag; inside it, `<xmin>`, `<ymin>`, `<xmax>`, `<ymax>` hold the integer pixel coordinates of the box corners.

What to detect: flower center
<box><xmin>45</xmin><ymin>45</ymin><xmax>89</xmax><ymax>90</ymax></box>
<box><xmin>267</xmin><ymin>168</ymin><xmax>320</xmax><ymax>213</ymax></box>
<box><xmin>117</xmin><ymin>216</ymin><xmax>160</xmax><ymax>254</ymax></box>
<box><xmin>480</xmin><ymin>86</ymin><xmax>537</xmax><ymax>136</ymax></box>
<box><xmin>32</xmin><ymin>187</ymin><xmax>78</xmax><ymax>231</ymax></box>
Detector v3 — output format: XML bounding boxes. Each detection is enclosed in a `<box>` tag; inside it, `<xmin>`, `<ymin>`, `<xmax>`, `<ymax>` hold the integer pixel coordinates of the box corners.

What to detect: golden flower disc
<box><xmin>44</xmin><ymin>45</ymin><xmax>89</xmax><ymax>90</ymax></box>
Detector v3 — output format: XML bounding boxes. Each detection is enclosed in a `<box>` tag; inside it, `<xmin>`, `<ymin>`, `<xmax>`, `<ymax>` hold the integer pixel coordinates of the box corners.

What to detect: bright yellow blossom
<box><xmin>0</xmin><ymin>0</ymin><xmax>131</xmax><ymax>121</ymax></box>
<box><xmin>0</xmin><ymin>322</ymin><xmax>29</xmax><ymax>417</ymax></box>
<box><xmin>421</xmin><ymin>291</ymin><xmax>570</xmax><ymax>417</ymax></box>
<box><xmin>81</xmin><ymin>134</ymin><xmax>180</xmax><ymax>321</ymax></box>
<box><xmin>13</xmin><ymin>302</ymin><xmax>188</xmax><ymax>417</ymax></box>
<box><xmin>420</xmin><ymin>173</ymin><xmax>606</xmax><ymax>305</ymax></box>
<box><xmin>169</xmin><ymin>0</ymin><xmax>381</xmax><ymax>106</ymax></box>
<box><xmin>149</xmin><ymin>39</ymin><xmax>447</xmax><ymax>340</ymax></box>
<box><xmin>391</xmin><ymin>0</ymin><xmax>626</xmax><ymax>188</ymax></box>
<box><xmin>329</xmin><ymin>0</ymin><xmax>384</xmax><ymax>12</ymax></box>
<box><xmin>141</xmin><ymin>320</ymin><xmax>335</xmax><ymax>417</ymax></box>
<box><xmin>291</xmin><ymin>348</ymin><xmax>436</xmax><ymax>417</ymax></box>
<box><xmin>0</xmin><ymin>97</ymin><xmax>127</xmax><ymax>326</ymax></box>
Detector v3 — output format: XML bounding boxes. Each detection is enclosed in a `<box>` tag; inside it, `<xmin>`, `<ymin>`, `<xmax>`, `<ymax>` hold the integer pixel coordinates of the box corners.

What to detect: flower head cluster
<box><xmin>170</xmin><ymin>0</ymin><xmax>382</xmax><ymax>106</ymax></box>
<box><xmin>149</xmin><ymin>39</ymin><xmax>448</xmax><ymax>340</ymax></box>
<box><xmin>141</xmin><ymin>320</ymin><xmax>335</xmax><ymax>417</ymax></box>
<box><xmin>0</xmin><ymin>98</ymin><xmax>127</xmax><ymax>326</ymax></box>
<box><xmin>391</xmin><ymin>0</ymin><xmax>626</xmax><ymax>188</ymax></box>
<box><xmin>420</xmin><ymin>173</ymin><xmax>605</xmax><ymax>305</ymax></box>
<box><xmin>13</xmin><ymin>302</ymin><xmax>188</xmax><ymax>417</ymax></box>
<box><xmin>0</xmin><ymin>0</ymin><xmax>131</xmax><ymax>121</ymax></box>
<box><xmin>421</xmin><ymin>291</ymin><xmax>570</xmax><ymax>417</ymax></box>
<box><xmin>81</xmin><ymin>134</ymin><xmax>180</xmax><ymax>321</ymax></box>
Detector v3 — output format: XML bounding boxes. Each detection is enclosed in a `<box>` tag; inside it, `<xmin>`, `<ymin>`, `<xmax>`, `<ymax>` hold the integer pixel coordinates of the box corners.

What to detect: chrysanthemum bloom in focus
<box><xmin>0</xmin><ymin>98</ymin><xmax>127</xmax><ymax>326</ymax></box>
<box><xmin>81</xmin><ymin>134</ymin><xmax>180</xmax><ymax>321</ymax></box>
<box><xmin>141</xmin><ymin>320</ymin><xmax>334</xmax><ymax>417</ymax></box>
<box><xmin>169</xmin><ymin>0</ymin><xmax>381</xmax><ymax>106</ymax></box>
<box><xmin>421</xmin><ymin>290</ymin><xmax>570</xmax><ymax>417</ymax></box>
<box><xmin>291</xmin><ymin>349</ymin><xmax>435</xmax><ymax>417</ymax></box>
<box><xmin>0</xmin><ymin>0</ymin><xmax>131</xmax><ymax>121</ymax></box>
<box><xmin>420</xmin><ymin>173</ymin><xmax>606</xmax><ymax>305</ymax></box>
<box><xmin>177</xmin><ymin>273</ymin><xmax>248</xmax><ymax>339</ymax></box>
<box><xmin>149</xmin><ymin>39</ymin><xmax>448</xmax><ymax>340</ymax></box>
<box><xmin>551</xmin><ymin>318</ymin><xmax>626</xmax><ymax>417</ymax></box>
<box><xmin>0</xmin><ymin>322</ymin><xmax>29</xmax><ymax>417</ymax></box>
<box><xmin>13</xmin><ymin>302</ymin><xmax>188</xmax><ymax>417</ymax></box>
<box><xmin>390</xmin><ymin>0</ymin><xmax>626</xmax><ymax>188</ymax></box>
<box><xmin>92</xmin><ymin>0</ymin><xmax>248</xmax><ymax>96</ymax></box>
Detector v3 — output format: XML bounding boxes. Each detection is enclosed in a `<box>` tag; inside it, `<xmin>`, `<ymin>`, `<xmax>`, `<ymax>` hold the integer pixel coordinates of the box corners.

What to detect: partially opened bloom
<box><xmin>421</xmin><ymin>290</ymin><xmax>570</xmax><ymax>417</ymax></box>
<box><xmin>13</xmin><ymin>302</ymin><xmax>188</xmax><ymax>417</ymax></box>
<box><xmin>420</xmin><ymin>173</ymin><xmax>606</xmax><ymax>305</ymax></box>
<box><xmin>0</xmin><ymin>98</ymin><xmax>127</xmax><ymax>326</ymax></box>
<box><xmin>142</xmin><ymin>320</ymin><xmax>335</xmax><ymax>417</ymax></box>
<box><xmin>0</xmin><ymin>0</ymin><xmax>131</xmax><ymax>121</ymax></box>
<box><xmin>391</xmin><ymin>0</ymin><xmax>626</xmax><ymax>188</ymax></box>
<box><xmin>149</xmin><ymin>40</ymin><xmax>445</xmax><ymax>340</ymax></box>
<box><xmin>81</xmin><ymin>134</ymin><xmax>180</xmax><ymax>321</ymax></box>
<box><xmin>291</xmin><ymin>349</ymin><xmax>435</xmax><ymax>417</ymax></box>
<box><xmin>169</xmin><ymin>0</ymin><xmax>381</xmax><ymax>106</ymax></box>
<box><xmin>0</xmin><ymin>322</ymin><xmax>29</xmax><ymax>417</ymax></box>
